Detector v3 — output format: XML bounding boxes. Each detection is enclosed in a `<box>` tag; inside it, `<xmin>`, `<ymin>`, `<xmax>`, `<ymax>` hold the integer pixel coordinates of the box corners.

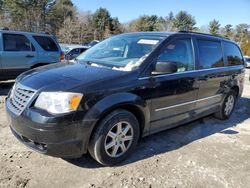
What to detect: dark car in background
<box><xmin>64</xmin><ymin>46</ymin><xmax>88</xmax><ymax>61</ymax></box>
<box><xmin>6</xmin><ymin>31</ymin><xmax>245</xmax><ymax>166</ymax></box>
<box><xmin>60</xmin><ymin>41</ymin><xmax>100</xmax><ymax>61</ymax></box>
<box><xmin>0</xmin><ymin>30</ymin><xmax>63</xmax><ymax>81</ymax></box>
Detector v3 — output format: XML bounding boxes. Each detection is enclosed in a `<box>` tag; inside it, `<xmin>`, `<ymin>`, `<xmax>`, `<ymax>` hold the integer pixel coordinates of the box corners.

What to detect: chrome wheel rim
<box><xmin>104</xmin><ymin>121</ymin><xmax>134</xmax><ymax>158</ymax></box>
<box><xmin>224</xmin><ymin>95</ymin><xmax>234</xmax><ymax>116</ymax></box>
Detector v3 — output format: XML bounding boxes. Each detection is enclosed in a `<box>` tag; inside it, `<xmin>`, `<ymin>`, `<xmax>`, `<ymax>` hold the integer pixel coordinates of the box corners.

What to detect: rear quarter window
<box><xmin>33</xmin><ymin>36</ymin><xmax>58</xmax><ymax>52</ymax></box>
<box><xmin>223</xmin><ymin>41</ymin><xmax>243</xmax><ymax>66</ymax></box>
<box><xmin>197</xmin><ymin>40</ymin><xmax>224</xmax><ymax>69</ymax></box>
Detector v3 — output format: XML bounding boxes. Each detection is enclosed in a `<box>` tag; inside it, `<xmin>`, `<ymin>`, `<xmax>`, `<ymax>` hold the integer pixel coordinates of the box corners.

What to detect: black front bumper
<box><xmin>6</xmin><ymin>99</ymin><xmax>91</xmax><ymax>158</ymax></box>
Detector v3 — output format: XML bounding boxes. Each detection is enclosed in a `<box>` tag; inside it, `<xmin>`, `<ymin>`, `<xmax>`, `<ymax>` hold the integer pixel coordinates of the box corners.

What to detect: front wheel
<box><xmin>214</xmin><ymin>91</ymin><xmax>237</xmax><ymax>120</ymax></box>
<box><xmin>88</xmin><ymin>109</ymin><xmax>140</xmax><ymax>166</ymax></box>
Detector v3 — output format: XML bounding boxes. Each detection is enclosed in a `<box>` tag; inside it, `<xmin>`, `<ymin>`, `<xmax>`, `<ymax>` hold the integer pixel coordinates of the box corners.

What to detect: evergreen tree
<box><xmin>173</xmin><ymin>11</ymin><xmax>196</xmax><ymax>31</ymax></box>
<box><xmin>91</xmin><ymin>8</ymin><xmax>123</xmax><ymax>40</ymax></box>
<box><xmin>168</xmin><ymin>11</ymin><xmax>174</xmax><ymax>21</ymax></box>
<box><xmin>128</xmin><ymin>15</ymin><xmax>162</xmax><ymax>32</ymax></box>
<box><xmin>234</xmin><ymin>23</ymin><xmax>249</xmax><ymax>44</ymax></box>
<box><xmin>0</xmin><ymin>0</ymin><xmax>3</xmax><ymax>10</ymax></box>
<box><xmin>224</xmin><ymin>24</ymin><xmax>233</xmax><ymax>38</ymax></box>
<box><xmin>164</xmin><ymin>11</ymin><xmax>175</xmax><ymax>31</ymax></box>
<box><xmin>209</xmin><ymin>19</ymin><xmax>220</xmax><ymax>35</ymax></box>
<box><xmin>110</xmin><ymin>17</ymin><xmax>123</xmax><ymax>35</ymax></box>
<box><xmin>92</xmin><ymin>8</ymin><xmax>112</xmax><ymax>40</ymax></box>
<box><xmin>47</xmin><ymin>0</ymin><xmax>75</xmax><ymax>34</ymax></box>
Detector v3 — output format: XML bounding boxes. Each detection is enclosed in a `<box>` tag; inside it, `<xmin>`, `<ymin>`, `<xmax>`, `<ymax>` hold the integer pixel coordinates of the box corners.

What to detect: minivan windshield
<box><xmin>76</xmin><ymin>34</ymin><xmax>166</xmax><ymax>71</ymax></box>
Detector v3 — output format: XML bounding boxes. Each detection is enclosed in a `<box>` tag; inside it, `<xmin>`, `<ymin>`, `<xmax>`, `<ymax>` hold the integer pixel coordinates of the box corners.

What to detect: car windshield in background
<box><xmin>245</xmin><ymin>58</ymin><xmax>250</xmax><ymax>61</ymax></box>
<box><xmin>76</xmin><ymin>34</ymin><xmax>166</xmax><ymax>71</ymax></box>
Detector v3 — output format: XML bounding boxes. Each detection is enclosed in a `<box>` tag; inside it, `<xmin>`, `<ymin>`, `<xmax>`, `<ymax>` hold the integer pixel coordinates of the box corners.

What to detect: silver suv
<box><xmin>0</xmin><ymin>30</ymin><xmax>63</xmax><ymax>81</ymax></box>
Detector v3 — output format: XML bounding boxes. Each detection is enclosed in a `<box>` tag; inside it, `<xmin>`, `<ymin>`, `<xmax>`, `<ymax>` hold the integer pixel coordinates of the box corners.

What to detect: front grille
<box><xmin>8</xmin><ymin>83</ymin><xmax>36</xmax><ymax>115</ymax></box>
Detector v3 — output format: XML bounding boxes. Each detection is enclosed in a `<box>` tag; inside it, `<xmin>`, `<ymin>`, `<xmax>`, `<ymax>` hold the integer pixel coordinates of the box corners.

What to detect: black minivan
<box><xmin>6</xmin><ymin>31</ymin><xmax>245</xmax><ymax>166</ymax></box>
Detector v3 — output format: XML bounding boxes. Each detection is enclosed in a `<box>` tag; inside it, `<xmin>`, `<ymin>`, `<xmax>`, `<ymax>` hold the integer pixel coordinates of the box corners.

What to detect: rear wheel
<box><xmin>88</xmin><ymin>109</ymin><xmax>140</xmax><ymax>166</ymax></box>
<box><xmin>214</xmin><ymin>91</ymin><xmax>237</xmax><ymax>120</ymax></box>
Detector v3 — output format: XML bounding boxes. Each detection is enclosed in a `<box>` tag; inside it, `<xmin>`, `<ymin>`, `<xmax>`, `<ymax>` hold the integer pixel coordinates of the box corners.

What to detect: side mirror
<box><xmin>152</xmin><ymin>61</ymin><xmax>177</xmax><ymax>75</ymax></box>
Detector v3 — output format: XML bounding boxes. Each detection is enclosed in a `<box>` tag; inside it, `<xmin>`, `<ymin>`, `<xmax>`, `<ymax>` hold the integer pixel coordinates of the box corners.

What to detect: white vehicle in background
<box><xmin>244</xmin><ymin>56</ymin><xmax>250</xmax><ymax>68</ymax></box>
<box><xmin>82</xmin><ymin>40</ymin><xmax>100</xmax><ymax>48</ymax></box>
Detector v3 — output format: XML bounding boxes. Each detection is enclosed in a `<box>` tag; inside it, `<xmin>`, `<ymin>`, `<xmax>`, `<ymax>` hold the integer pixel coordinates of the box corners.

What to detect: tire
<box><xmin>214</xmin><ymin>90</ymin><xmax>237</xmax><ymax>120</ymax></box>
<box><xmin>88</xmin><ymin>109</ymin><xmax>140</xmax><ymax>166</ymax></box>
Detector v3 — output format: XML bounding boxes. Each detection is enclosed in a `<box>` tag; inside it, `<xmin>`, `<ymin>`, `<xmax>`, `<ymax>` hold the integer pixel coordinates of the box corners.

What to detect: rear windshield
<box><xmin>33</xmin><ymin>36</ymin><xmax>58</xmax><ymax>52</ymax></box>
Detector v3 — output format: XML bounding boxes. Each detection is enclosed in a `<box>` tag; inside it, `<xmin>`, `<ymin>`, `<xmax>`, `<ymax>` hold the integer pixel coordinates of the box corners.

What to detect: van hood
<box><xmin>17</xmin><ymin>62</ymin><xmax>127</xmax><ymax>91</ymax></box>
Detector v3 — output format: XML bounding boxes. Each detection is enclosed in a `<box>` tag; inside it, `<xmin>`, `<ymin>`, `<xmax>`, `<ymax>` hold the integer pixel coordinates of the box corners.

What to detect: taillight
<box><xmin>60</xmin><ymin>52</ymin><xmax>65</xmax><ymax>61</ymax></box>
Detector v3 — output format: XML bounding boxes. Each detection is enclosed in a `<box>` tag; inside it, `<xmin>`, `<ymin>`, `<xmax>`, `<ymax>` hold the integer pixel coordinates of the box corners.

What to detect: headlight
<box><xmin>34</xmin><ymin>92</ymin><xmax>83</xmax><ymax>114</ymax></box>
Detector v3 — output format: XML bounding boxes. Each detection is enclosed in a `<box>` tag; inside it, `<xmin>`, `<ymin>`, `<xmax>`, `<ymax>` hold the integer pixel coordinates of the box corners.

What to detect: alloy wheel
<box><xmin>104</xmin><ymin>121</ymin><xmax>134</xmax><ymax>158</ymax></box>
<box><xmin>224</xmin><ymin>95</ymin><xmax>235</xmax><ymax>116</ymax></box>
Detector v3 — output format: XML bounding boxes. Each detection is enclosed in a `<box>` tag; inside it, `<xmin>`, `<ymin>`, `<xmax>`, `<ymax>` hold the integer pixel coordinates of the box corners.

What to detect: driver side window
<box><xmin>157</xmin><ymin>38</ymin><xmax>194</xmax><ymax>72</ymax></box>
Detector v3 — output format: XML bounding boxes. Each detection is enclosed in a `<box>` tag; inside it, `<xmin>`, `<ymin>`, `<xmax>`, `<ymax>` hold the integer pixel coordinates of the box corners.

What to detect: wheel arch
<box><xmin>94</xmin><ymin>103</ymin><xmax>146</xmax><ymax>138</ymax></box>
<box><xmin>231</xmin><ymin>85</ymin><xmax>239</xmax><ymax>98</ymax></box>
<box><xmin>80</xmin><ymin>92</ymin><xmax>150</xmax><ymax>153</ymax></box>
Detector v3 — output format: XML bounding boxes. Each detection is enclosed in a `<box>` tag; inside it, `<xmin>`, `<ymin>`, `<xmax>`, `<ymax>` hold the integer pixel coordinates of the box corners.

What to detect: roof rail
<box><xmin>178</xmin><ymin>30</ymin><xmax>226</xmax><ymax>39</ymax></box>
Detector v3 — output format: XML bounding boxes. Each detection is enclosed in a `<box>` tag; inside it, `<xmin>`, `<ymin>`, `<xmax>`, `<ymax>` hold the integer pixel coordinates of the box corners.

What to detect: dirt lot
<box><xmin>0</xmin><ymin>71</ymin><xmax>250</xmax><ymax>188</ymax></box>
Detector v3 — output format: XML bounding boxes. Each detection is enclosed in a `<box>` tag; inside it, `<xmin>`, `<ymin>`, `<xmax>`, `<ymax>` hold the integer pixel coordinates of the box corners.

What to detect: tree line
<box><xmin>0</xmin><ymin>0</ymin><xmax>249</xmax><ymax>55</ymax></box>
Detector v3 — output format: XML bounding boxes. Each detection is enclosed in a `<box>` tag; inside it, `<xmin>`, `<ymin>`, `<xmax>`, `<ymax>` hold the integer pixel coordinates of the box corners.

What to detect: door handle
<box><xmin>26</xmin><ymin>55</ymin><xmax>34</xmax><ymax>58</ymax></box>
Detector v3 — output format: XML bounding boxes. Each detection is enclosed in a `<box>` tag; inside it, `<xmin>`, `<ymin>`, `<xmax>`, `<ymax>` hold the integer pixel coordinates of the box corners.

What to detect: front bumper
<box><xmin>6</xmin><ymin>98</ymin><xmax>90</xmax><ymax>158</ymax></box>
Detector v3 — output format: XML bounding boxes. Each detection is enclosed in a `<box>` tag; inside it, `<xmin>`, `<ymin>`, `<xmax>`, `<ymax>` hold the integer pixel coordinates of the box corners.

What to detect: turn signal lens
<box><xmin>70</xmin><ymin>95</ymin><xmax>82</xmax><ymax>110</ymax></box>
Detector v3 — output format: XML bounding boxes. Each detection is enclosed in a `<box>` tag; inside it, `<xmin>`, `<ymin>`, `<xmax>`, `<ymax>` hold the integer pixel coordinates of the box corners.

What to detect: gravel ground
<box><xmin>0</xmin><ymin>72</ymin><xmax>250</xmax><ymax>188</ymax></box>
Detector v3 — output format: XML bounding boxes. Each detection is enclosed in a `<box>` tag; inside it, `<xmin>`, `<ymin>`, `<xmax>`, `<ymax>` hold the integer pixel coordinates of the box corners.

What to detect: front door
<box><xmin>149</xmin><ymin>36</ymin><xmax>199</xmax><ymax>133</ymax></box>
